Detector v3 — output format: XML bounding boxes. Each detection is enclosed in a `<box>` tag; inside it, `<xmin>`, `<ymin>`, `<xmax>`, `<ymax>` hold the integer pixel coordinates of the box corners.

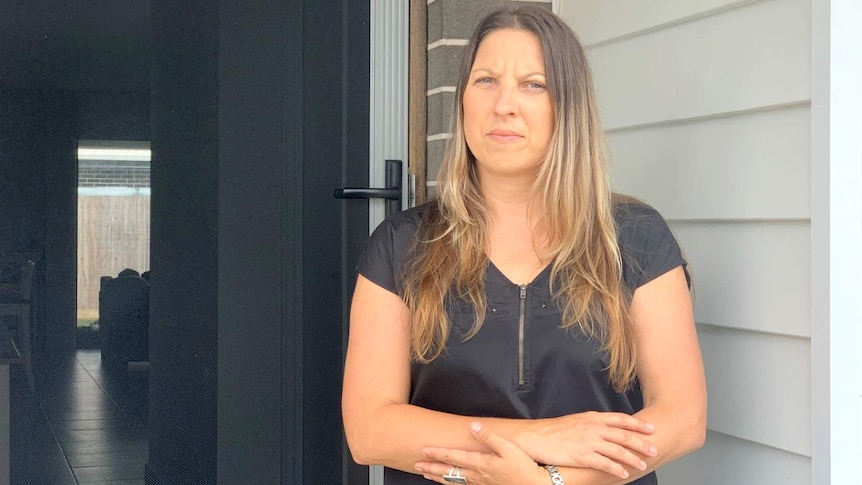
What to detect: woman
<box><xmin>343</xmin><ymin>6</ymin><xmax>706</xmax><ymax>485</ymax></box>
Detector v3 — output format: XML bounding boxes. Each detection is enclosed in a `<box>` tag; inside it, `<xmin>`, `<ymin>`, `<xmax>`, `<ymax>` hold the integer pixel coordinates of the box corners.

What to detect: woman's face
<box><xmin>462</xmin><ymin>28</ymin><xmax>554</xmax><ymax>182</ymax></box>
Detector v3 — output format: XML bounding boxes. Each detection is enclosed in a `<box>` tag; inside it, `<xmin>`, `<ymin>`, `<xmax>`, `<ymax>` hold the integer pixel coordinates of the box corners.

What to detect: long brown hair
<box><xmin>402</xmin><ymin>6</ymin><xmax>636</xmax><ymax>392</ymax></box>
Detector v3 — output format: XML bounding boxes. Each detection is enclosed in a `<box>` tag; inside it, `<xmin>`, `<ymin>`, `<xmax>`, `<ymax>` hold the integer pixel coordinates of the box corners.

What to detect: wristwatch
<box><xmin>543</xmin><ymin>465</ymin><xmax>564</xmax><ymax>485</ymax></box>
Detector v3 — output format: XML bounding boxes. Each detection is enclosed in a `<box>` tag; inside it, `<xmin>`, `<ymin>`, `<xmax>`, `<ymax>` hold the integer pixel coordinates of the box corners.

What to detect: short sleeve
<box><xmin>355</xmin><ymin>205</ymin><xmax>426</xmax><ymax>295</ymax></box>
<box><xmin>616</xmin><ymin>203</ymin><xmax>689</xmax><ymax>290</ymax></box>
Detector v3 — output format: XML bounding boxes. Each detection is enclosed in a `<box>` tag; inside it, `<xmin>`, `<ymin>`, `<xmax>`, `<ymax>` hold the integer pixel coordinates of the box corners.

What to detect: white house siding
<box><xmin>559</xmin><ymin>0</ymin><xmax>813</xmax><ymax>483</ymax></box>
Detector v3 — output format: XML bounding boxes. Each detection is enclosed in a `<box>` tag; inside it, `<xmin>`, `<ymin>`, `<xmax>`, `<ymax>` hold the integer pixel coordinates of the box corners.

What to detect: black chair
<box><xmin>0</xmin><ymin>260</ymin><xmax>35</xmax><ymax>391</ymax></box>
<box><xmin>99</xmin><ymin>274</ymin><xmax>149</xmax><ymax>374</ymax></box>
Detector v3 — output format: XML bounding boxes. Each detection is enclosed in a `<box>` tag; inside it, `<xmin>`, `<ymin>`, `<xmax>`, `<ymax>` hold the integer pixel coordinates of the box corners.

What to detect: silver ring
<box><xmin>443</xmin><ymin>466</ymin><xmax>468</xmax><ymax>484</ymax></box>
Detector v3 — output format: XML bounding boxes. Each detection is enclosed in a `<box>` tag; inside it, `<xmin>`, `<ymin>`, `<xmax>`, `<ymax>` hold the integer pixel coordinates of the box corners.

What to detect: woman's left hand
<box><xmin>415</xmin><ymin>422</ymin><xmax>549</xmax><ymax>485</ymax></box>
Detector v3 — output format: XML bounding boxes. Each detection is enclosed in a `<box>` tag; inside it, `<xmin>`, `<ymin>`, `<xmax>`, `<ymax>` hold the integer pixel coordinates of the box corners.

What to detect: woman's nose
<box><xmin>493</xmin><ymin>84</ymin><xmax>518</xmax><ymax>115</ymax></box>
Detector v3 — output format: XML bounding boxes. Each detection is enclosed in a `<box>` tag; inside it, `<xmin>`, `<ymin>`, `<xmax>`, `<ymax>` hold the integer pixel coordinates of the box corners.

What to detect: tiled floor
<box><xmin>10</xmin><ymin>350</ymin><xmax>149</xmax><ymax>484</ymax></box>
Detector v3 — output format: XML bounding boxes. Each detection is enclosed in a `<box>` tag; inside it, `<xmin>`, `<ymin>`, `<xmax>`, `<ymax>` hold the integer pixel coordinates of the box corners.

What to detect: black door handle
<box><xmin>334</xmin><ymin>159</ymin><xmax>402</xmax><ymax>217</ymax></box>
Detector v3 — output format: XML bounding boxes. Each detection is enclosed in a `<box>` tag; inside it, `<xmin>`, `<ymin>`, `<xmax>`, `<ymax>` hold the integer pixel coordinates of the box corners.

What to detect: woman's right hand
<box><xmin>518</xmin><ymin>412</ymin><xmax>658</xmax><ymax>480</ymax></box>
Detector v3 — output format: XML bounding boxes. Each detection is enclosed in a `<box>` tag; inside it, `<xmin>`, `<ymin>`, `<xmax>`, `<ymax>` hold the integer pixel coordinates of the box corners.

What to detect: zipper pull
<box><xmin>519</xmin><ymin>285</ymin><xmax>527</xmax><ymax>299</ymax></box>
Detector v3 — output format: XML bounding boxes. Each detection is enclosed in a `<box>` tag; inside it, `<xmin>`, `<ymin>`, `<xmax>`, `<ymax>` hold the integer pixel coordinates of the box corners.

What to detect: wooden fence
<box><xmin>77</xmin><ymin>192</ymin><xmax>150</xmax><ymax>316</ymax></box>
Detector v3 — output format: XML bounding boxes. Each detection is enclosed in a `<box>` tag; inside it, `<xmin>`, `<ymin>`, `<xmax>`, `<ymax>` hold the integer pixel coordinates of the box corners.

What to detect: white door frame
<box><xmin>810</xmin><ymin>0</ymin><xmax>862</xmax><ymax>483</ymax></box>
<box><xmin>368</xmin><ymin>1</ymin><xmax>409</xmax><ymax>483</ymax></box>
<box><xmin>369</xmin><ymin>0</ymin><xmax>409</xmax><ymax>235</ymax></box>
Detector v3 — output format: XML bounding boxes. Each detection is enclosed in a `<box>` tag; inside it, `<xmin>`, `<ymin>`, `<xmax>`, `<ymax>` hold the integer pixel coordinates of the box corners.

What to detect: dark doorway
<box><xmin>3</xmin><ymin>0</ymin><xmax>379</xmax><ymax>482</ymax></box>
<box><xmin>149</xmin><ymin>0</ymin><xmax>373</xmax><ymax>483</ymax></box>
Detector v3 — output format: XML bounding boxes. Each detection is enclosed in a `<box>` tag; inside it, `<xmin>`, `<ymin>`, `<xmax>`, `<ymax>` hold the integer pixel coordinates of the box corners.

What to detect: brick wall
<box><xmin>78</xmin><ymin>160</ymin><xmax>150</xmax><ymax>188</ymax></box>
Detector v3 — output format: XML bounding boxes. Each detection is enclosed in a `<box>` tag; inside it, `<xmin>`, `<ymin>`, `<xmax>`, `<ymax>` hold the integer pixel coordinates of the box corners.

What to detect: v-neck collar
<box><xmin>485</xmin><ymin>258</ymin><xmax>554</xmax><ymax>288</ymax></box>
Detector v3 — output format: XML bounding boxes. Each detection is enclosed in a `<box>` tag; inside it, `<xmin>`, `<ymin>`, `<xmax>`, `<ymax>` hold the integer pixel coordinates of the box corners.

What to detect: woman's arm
<box><xmin>343</xmin><ymin>274</ymin><xmax>497</xmax><ymax>472</ymax></box>
<box><xmin>342</xmin><ymin>275</ymin><xmax>657</xmax><ymax>476</ymax></box>
<box><xmin>555</xmin><ymin>265</ymin><xmax>707</xmax><ymax>483</ymax></box>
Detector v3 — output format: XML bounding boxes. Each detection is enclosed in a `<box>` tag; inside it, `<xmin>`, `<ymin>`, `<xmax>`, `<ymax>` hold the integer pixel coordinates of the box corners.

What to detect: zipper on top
<box><xmin>518</xmin><ymin>284</ymin><xmax>527</xmax><ymax>387</ymax></box>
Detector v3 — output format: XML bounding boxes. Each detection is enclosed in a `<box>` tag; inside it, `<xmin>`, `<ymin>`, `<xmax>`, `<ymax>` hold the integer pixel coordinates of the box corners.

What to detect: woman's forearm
<box><xmin>556</xmin><ymin>403</ymin><xmax>705</xmax><ymax>485</ymax></box>
<box><xmin>345</xmin><ymin>401</ymin><xmax>538</xmax><ymax>474</ymax></box>
<box><xmin>345</xmin><ymin>402</ymin><xmax>660</xmax><ymax>477</ymax></box>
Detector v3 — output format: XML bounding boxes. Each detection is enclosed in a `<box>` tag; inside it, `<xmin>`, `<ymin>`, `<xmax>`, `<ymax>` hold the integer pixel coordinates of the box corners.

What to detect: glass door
<box><xmin>76</xmin><ymin>140</ymin><xmax>151</xmax><ymax>349</ymax></box>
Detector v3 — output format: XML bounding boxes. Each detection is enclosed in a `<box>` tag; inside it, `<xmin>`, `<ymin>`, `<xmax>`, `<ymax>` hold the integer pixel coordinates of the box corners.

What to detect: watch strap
<box><xmin>543</xmin><ymin>464</ymin><xmax>564</xmax><ymax>485</ymax></box>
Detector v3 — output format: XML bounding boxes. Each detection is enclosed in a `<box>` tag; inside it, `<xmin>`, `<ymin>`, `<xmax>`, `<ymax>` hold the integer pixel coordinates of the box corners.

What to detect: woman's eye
<box><xmin>475</xmin><ymin>77</ymin><xmax>495</xmax><ymax>84</ymax></box>
<box><xmin>525</xmin><ymin>81</ymin><xmax>546</xmax><ymax>90</ymax></box>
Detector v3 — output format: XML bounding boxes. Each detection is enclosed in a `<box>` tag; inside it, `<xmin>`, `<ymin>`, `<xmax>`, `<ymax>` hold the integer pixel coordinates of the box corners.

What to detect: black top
<box><xmin>357</xmin><ymin>201</ymin><xmax>687</xmax><ymax>485</ymax></box>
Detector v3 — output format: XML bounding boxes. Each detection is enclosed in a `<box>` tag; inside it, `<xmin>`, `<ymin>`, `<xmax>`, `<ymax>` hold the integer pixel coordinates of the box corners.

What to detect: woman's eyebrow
<box><xmin>470</xmin><ymin>67</ymin><xmax>497</xmax><ymax>76</ymax></box>
<box><xmin>519</xmin><ymin>71</ymin><xmax>547</xmax><ymax>78</ymax></box>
